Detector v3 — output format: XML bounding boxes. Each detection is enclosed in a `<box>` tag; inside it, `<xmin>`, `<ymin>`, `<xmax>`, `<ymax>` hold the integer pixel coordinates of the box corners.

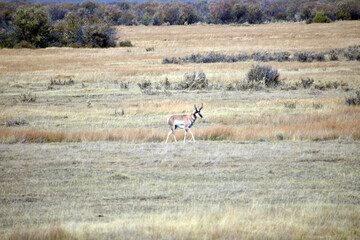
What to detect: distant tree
<box><xmin>209</xmin><ymin>0</ymin><xmax>233</xmax><ymax>24</ymax></box>
<box><xmin>232</xmin><ymin>3</ymin><xmax>248</xmax><ymax>23</ymax></box>
<box><xmin>194</xmin><ymin>0</ymin><xmax>211</xmax><ymax>23</ymax></box>
<box><xmin>337</xmin><ymin>0</ymin><xmax>360</xmax><ymax>20</ymax></box>
<box><xmin>300</xmin><ymin>6</ymin><xmax>314</xmax><ymax>23</ymax></box>
<box><xmin>313</xmin><ymin>10</ymin><xmax>331</xmax><ymax>23</ymax></box>
<box><xmin>158</xmin><ymin>3</ymin><xmax>180</xmax><ymax>25</ymax></box>
<box><xmin>81</xmin><ymin>1</ymin><xmax>99</xmax><ymax>15</ymax></box>
<box><xmin>246</xmin><ymin>3</ymin><xmax>263</xmax><ymax>24</ymax></box>
<box><xmin>50</xmin><ymin>11</ymin><xmax>116</xmax><ymax>47</ymax></box>
<box><xmin>47</xmin><ymin>4</ymin><xmax>69</xmax><ymax>22</ymax></box>
<box><xmin>13</xmin><ymin>6</ymin><xmax>51</xmax><ymax>48</ymax></box>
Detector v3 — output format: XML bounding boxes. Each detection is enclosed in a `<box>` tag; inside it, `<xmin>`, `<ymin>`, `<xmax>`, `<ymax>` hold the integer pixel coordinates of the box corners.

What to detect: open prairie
<box><xmin>0</xmin><ymin>21</ymin><xmax>360</xmax><ymax>239</ymax></box>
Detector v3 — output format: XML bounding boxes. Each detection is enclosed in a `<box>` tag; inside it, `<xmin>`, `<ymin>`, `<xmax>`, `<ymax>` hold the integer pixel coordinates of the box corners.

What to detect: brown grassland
<box><xmin>0</xmin><ymin>21</ymin><xmax>360</xmax><ymax>239</ymax></box>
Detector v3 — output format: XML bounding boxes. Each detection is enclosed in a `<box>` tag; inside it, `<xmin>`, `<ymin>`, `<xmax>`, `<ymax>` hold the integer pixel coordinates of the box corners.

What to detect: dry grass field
<box><xmin>0</xmin><ymin>21</ymin><xmax>360</xmax><ymax>239</ymax></box>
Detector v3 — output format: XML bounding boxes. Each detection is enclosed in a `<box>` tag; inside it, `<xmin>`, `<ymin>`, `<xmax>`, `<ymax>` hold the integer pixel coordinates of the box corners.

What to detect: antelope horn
<box><xmin>199</xmin><ymin>103</ymin><xmax>203</xmax><ymax>110</ymax></box>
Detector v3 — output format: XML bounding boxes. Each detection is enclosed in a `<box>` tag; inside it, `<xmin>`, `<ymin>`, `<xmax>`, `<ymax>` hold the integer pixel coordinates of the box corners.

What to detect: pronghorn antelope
<box><xmin>165</xmin><ymin>104</ymin><xmax>203</xmax><ymax>143</ymax></box>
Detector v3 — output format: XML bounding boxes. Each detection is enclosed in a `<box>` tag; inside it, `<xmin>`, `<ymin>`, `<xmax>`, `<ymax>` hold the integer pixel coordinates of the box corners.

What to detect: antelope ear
<box><xmin>193</xmin><ymin>105</ymin><xmax>196</xmax><ymax>112</ymax></box>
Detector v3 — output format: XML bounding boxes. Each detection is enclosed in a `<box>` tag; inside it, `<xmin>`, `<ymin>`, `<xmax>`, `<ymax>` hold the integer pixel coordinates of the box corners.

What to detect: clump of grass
<box><xmin>110</xmin><ymin>173</ymin><xmax>132</xmax><ymax>181</ymax></box>
<box><xmin>146</xmin><ymin>47</ymin><xmax>154</xmax><ymax>52</ymax></box>
<box><xmin>20</xmin><ymin>92</ymin><xmax>36</xmax><ymax>102</ymax></box>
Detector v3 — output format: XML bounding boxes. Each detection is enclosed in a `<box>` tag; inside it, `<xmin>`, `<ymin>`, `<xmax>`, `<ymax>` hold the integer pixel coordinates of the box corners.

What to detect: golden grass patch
<box><xmin>2</xmin><ymin>107</ymin><xmax>359</xmax><ymax>142</ymax></box>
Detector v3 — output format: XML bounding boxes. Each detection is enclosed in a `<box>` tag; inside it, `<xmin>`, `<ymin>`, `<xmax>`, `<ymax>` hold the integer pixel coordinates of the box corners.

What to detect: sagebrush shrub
<box><xmin>345</xmin><ymin>45</ymin><xmax>360</xmax><ymax>61</ymax></box>
<box><xmin>247</xmin><ymin>64</ymin><xmax>280</xmax><ymax>87</ymax></box>
<box><xmin>137</xmin><ymin>80</ymin><xmax>152</xmax><ymax>90</ymax></box>
<box><xmin>5</xmin><ymin>118</ymin><xmax>27</xmax><ymax>127</ymax></box>
<box><xmin>177</xmin><ymin>70</ymin><xmax>209</xmax><ymax>90</ymax></box>
<box><xmin>345</xmin><ymin>90</ymin><xmax>360</xmax><ymax>106</ymax></box>
<box><xmin>294</xmin><ymin>51</ymin><xmax>313</xmax><ymax>62</ymax></box>
<box><xmin>119</xmin><ymin>40</ymin><xmax>133</xmax><ymax>47</ymax></box>
<box><xmin>300</xmin><ymin>77</ymin><xmax>314</xmax><ymax>89</ymax></box>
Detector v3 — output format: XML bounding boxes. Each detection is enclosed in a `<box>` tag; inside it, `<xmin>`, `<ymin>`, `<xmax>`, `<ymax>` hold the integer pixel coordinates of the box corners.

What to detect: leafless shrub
<box><xmin>162</xmin><ymin>57</ymin><xmax>181</xmax><ymax>64</ymax></box>
<box><xmin>163</xmin><ymin>77</ymin><xmax>171</xmax><ymax>90</ymax></box>
<box><xmin>137</xmin><ymin>80</ymin><xmax>157</xmax><ymax>95</ymax></box>
<box><xmin>284</xmin><ymin>103</ymin><xmax>296</xmax><ymax>109</ymax></box>
<box><xmin>313</xmin><ymin>102</ymin><xmax>324</xmax><ymax>109</ymax></box>
<box><xmin>20</xmin><ymin>92</ymin><xmax>36</xmax><ymax>102</ymax></box>
<box><xmin>49</xmin><ymin>78</ymin><xmax>74</xmax><ymax>86</ymax></box>
<box><xmin>120</xmin><ymin>81</ymin><xmax>129</xmax><ymax>89</ymax></box>
<box><xmin>5</xmin><ymin>118</ymin><xmax>27</xmax><ymax>127</ymax></box>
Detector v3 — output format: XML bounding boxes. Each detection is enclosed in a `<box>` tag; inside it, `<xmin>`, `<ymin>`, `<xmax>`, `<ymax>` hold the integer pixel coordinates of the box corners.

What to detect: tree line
<box><xmin>1</xmin><ymin>0</ymin><xmax>359</xmax><ymax>48</ymax></box>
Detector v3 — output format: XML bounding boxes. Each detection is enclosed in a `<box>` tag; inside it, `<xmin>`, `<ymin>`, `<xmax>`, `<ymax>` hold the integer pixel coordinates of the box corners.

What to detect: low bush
<box><xmin>20</xmin><ymin>92</ymin><xmax>36</xmax><ymax>102</ymax></box>
<box><xmin>313</xmin><ymin>102</ymin><xmax>324</xmax><ymax>109</ymax></box>
<box><xmin>119</xmin><ymin>40</ymin><xmax>133</xmax><ymax>47</ymax></box>
<box><xmin>49</xmin><ymin>78</ymin><xmax>74</xmax><ymax>86</ymax></box>
<box><xmin>137</xmin><ymin>80</ymin><xmax>152</xmax><ymax>90</ymax></box>
<box><xmin>246</xmin><ymin>64</ymin><xmax>280</xmax><ymax>87</ymax></box>
<box><xmin>293</xmin><ymin>51</ymin><xmax>313</xmax><ymax>62</ymax></box>
<box><xmin>235</xmin><ymin>80</ymin><xmax>264</xmax><ymax>91</ymax></box>
<box><xmin>345</xmin><ymin>45</ymin><xmax>360</xmax><ymax>61</ymax></box>
<box><xmin>177</xmin><ymin>70</ymin><xmax>209</xmax><ymax>90</ymax></box>
<box><xmin>162</xmin><ymin>46</ymin><xmax>360</xmax><ymax>65</ymax></box>
<box><xmin>120</xmin><ymin>81</ymin><xmax>129</xmax><ymax>89</ymax></box>
<box><xmin>345</xmin><ymin>90</ymin><xmax>360</xmax><ymax>106</ymax></box>
<box><xmin>329</xmin><ymin>50</ymin><xmax>339</xmax><ymax>61</ymax></box>
<box><xmin>5</xmin><ymin>118</ymin><xmax>27</xmax><ymax>127</ymax></box>
<box><xmin>299</xmin><ymin>77</ymin><xmax>314</xmax><ymax>89</ymax></box>
<box><xmin>313</xmin><ymin>10</ymin><xmax>331</xmax><ymax>23</ymax></box>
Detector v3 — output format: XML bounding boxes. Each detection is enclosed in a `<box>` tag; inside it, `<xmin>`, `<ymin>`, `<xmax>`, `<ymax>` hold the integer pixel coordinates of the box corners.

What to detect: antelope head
<box><xmin>193</xmin><ymin>103</ymin><xmax>203</xmax><ymax>119</ymax></box>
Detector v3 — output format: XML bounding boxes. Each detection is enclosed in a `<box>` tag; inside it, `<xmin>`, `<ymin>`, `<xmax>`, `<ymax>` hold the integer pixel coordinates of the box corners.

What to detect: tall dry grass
<box><xmin>1</xmin><ymin>107</ymin><xmax>359</xmax><ymax>143</ymax></box>
<box><xmin>8</xmin><ymin>225</ymin><xmax>73</xmax><ymax>240</ymax></box>
<box><xmin>6</xmin><ymin>204</ymin><xmax>359</xmax><ymax>240</ymax></box>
